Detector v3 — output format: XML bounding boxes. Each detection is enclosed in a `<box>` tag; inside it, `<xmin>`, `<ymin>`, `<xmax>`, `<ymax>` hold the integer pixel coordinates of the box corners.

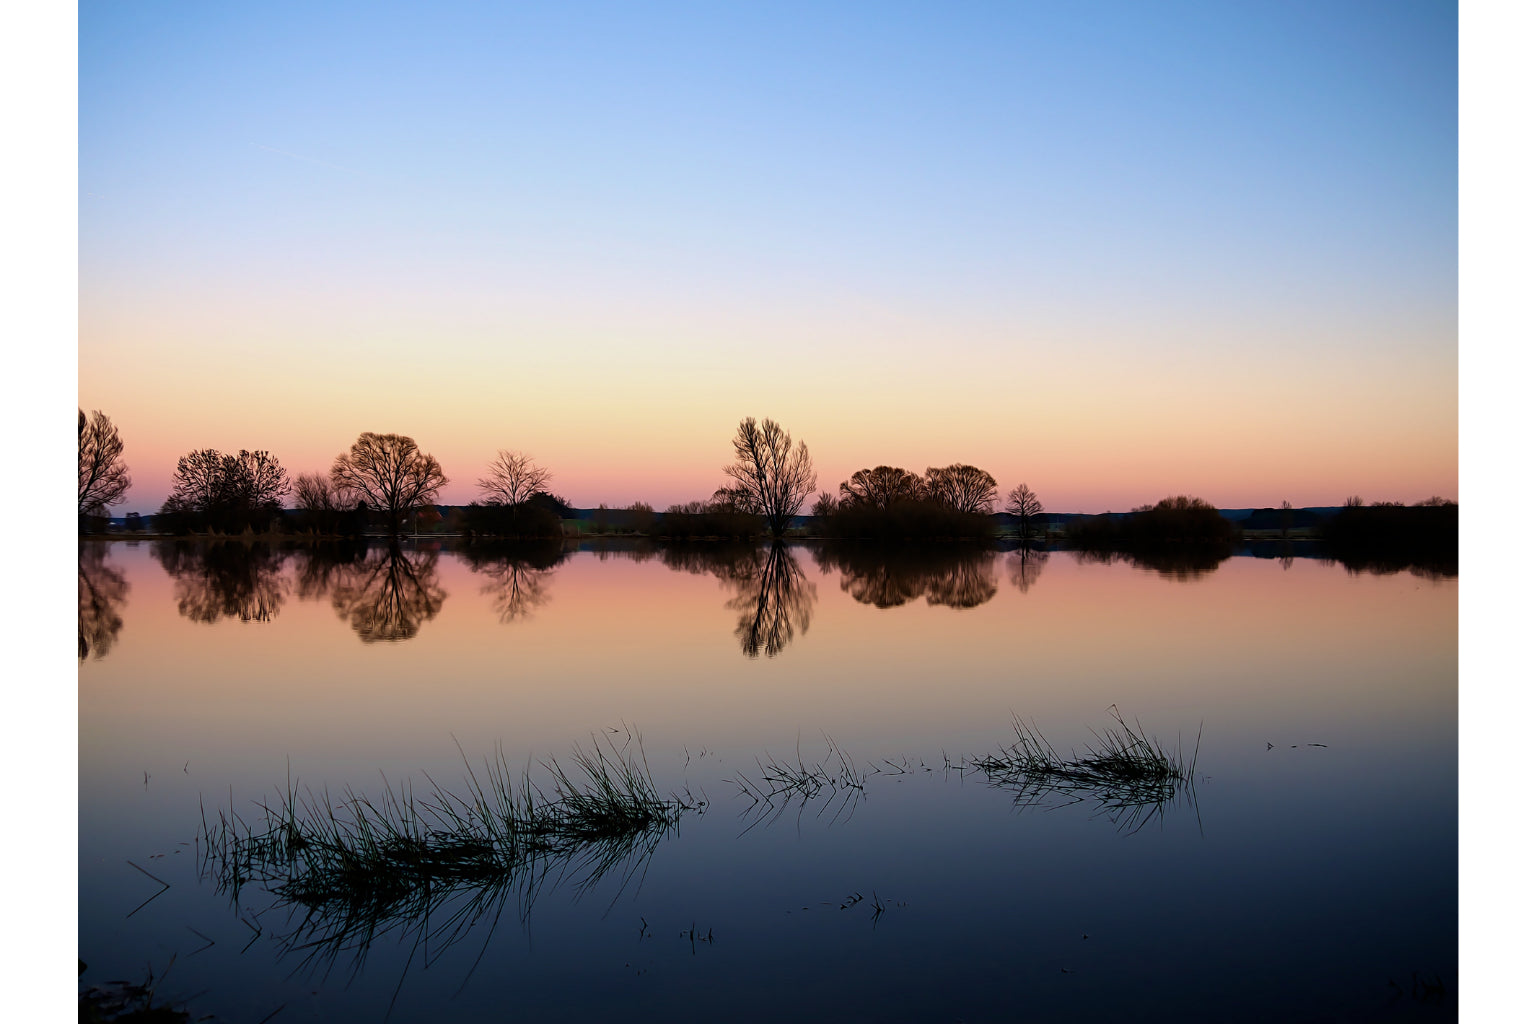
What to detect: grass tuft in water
<box><xmin>970</xmin><ymin>706</ymin><xmax>1201</xmax><ymax>832</ymax></box>
<box><xmin>731</xmin><ymin>736</ymin><xmax>867</xmax><ymax>831</ymax></box>
<box><xmin>198</xmin><ymin>727</ymin><xmax>698</xmax><ymax>973</ymax></box>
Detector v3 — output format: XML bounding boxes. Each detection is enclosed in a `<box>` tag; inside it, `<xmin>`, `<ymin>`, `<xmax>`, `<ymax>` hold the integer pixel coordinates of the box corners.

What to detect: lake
<box><xmin>78</xmin><ymin>538</ymin><xmax>1456</xmax><ymax>1022</ymax></box>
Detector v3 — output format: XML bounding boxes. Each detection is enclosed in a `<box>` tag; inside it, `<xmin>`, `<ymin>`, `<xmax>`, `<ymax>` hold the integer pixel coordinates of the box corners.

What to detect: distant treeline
<box><xmin>1317</xmin><ymin>499</ymin><xmax>1458</xmax><ymax>575</ymax></box>
<box><xmin>78</xmin><ymin>409</ymin><xmax>1456</xmax><ymax>569</ymax></box>
<box><xmin>1064</xmin><ymin>496</ymin><xmax>1237</xmax><ymax>551</ymax></box>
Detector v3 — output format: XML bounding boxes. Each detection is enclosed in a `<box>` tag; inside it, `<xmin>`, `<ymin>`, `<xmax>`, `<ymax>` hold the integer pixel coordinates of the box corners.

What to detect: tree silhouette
<box><xmin>331</xmin><ymin>433</ymin><xmax>447</xmax><ymax>538</ymax></box>
<box><xmin>160</xmin><ymin>449</ymin><xmax>290</xmax><ymax>533</ymax></box>
<box><xmin>79</xmin><ymin>409</ymin><xmax>131</xmax><ymax>528</ymax></box>
<box><xmin>78</xmin><ymin>543</ymin><xmax>129</xmax><ymax>660</ymax></box>
<box><xmin>723</xmin><ymin>418</ymin><xmax>816</xmax><ymax>539</ymax></box>
<box><xmin>839</xmin><ymin>466</ymin><xmax>924</xmax><ymax>510</ymax></box>
<box><xmin>293</xmin><ymin>472</ymin><xmax>355</xmax><ymax>534</ymax></box>
<box><xmin>478</xmin><ymin>450</ymin><xmax>551</xmax><ymax>507</ymax></box>
<box><xmin>923</xmin><ymin>464</ymin><xmax>998</xmax><ymax>515</ymax></box>
<box><xmin>1005</xmin><ymin>483</ymin><xmax>1043</xmax><ymax>539</ymax></box>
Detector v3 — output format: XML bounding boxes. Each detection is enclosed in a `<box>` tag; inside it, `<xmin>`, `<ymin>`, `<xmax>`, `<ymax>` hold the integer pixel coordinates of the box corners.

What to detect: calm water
<box><xmin>79</xmin><ymin>539</ymin><xmax>1456</xmax><ymax>1022</ymax></box>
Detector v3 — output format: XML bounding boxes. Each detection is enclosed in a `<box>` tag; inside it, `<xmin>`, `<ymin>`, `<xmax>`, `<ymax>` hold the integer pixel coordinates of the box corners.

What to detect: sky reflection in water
<box><xmin>79</xmin><ymin>541</ymin><xmax>1455</xmax><ymax>1022</ymax></box>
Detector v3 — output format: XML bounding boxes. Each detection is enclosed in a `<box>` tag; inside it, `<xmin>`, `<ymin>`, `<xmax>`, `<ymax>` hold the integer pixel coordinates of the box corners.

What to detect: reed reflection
<box><xmin>813</xmin><ymin>544</ymin><xmax>999</xmax><ymax>609</ymax></box>
<box><xmin>461</xmin><ymin>542</ymin><xmax>568</xmax><ymax>624</ymax></box>
<box><xmin>199</xmin><ymin>733</ymin><xmax>693</xmax><ymax>989</ymax></box>
<box><xmin>328</xmin><ymin>544</ymin><xmax>446</xmax><ymax>642</ymax></box>
<box><xmin>152</xmin><ymin>540</ymin><xmax>289</xmax><ymax>624</ymax></box>
<box><xmin>660</xmin><ymin>544</ymin><xmax>816</xmax><ymax>657</ymax></box>
<box><xmin>78</xmin><ymin>543</ymin><xmax>129</xmax><ymax>661</ymax></box>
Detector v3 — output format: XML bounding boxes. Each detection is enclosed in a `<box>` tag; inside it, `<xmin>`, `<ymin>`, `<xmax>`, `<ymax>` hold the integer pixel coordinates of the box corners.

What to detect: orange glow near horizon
<box><xmin>79</xmin><ymin>310</ymin><xmax>1456</xmax><ymax>515</ymax></box>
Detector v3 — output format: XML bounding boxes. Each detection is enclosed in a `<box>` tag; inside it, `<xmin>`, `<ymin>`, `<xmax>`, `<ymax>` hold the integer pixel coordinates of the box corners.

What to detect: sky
<box><xmin>76</xmin><ymin>0</ymin><xmax>1458</xmax><ymax>514</ymax></box>
<box><xmin>27</xmin><ymin>6</ymin><xmax>1536</xmax><ymax>1016</ymax></box>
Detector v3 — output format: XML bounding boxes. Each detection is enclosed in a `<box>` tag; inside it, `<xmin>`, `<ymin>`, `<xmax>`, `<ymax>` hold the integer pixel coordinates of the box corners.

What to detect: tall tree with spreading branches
<box><xmin>1006</xmin><ymin>483</ymin><xmax>1043</xmax><ymax>539</ymax></box>
<box><xmin>331</xmin><ymin>432</ymin><xmax>448</xmax><ymax>539</ymax></box>
<box><xmin>723</xmin><ymin>417</ymin><xmax>816</xmax><ymax>539</ymax></box>
<box><xmin>477</xmin><ymin>449</ymin><xmax>552</xmax><ymax>529</ymax></box>
<box><xmin>79</xmin><ymin>409</ymin><xmax>131</xmax><ymax>524</ymax></box>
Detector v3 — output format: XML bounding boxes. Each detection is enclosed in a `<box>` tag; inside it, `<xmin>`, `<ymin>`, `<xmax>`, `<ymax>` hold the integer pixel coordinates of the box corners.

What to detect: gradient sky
<box><xmin>78</xmin><ymin>0</ymin><xmax>1457</xmax><ymax>514</ymax></box>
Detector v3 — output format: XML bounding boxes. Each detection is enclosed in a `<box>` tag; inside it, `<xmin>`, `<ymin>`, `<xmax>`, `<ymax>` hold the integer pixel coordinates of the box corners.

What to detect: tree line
<box><xmin>77</xmin><ymin>410</ymin><xmax>1049</xmax><ymax>542</ymax></box>
<box><xmin>79</xmin><ymin>407</ymin><xmax>1455</xmax><ymax>552</ymax></box>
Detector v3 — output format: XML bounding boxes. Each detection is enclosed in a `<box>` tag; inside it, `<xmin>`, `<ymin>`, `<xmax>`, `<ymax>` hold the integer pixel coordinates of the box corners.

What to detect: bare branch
<box><xmin>79</xmin><ymin>409</ymin><xmax>131</xmax><ymax>516</ymax></box>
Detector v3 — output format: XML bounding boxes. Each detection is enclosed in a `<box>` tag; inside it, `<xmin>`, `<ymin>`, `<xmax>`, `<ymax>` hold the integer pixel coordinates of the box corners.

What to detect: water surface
<box><xmin>79</xmin><ymin>540</ymin><xmax>1456</xmax><ymax>1021</ymax></box>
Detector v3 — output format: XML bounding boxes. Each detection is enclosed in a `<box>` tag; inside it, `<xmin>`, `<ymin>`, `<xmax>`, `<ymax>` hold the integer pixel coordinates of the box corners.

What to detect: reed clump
<box><xmin>201</xmin><ymin>730</ymin><xmax>696</xmax><ymax>920</ymax></box>
<box><xmin>731</xmin><ymin>737</ymin><xmax>867</xmax><ymax>831</ymax></box>
<box><xmin>971</xmin><ymin>706</ymin><xmax>1199</xmax><ymax>830</ymax></box>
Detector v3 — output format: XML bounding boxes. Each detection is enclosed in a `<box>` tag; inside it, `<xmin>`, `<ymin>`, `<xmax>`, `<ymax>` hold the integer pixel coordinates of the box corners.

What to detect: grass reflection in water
<box><xmin>970</xmin><ymin>705</ymin><xmax>1202</xmax><ymax>834</ymax></box>
<box><xmin>199</xmin><ymin>728</ymin><xmax>702</xmax><ymax>981</ymax></box>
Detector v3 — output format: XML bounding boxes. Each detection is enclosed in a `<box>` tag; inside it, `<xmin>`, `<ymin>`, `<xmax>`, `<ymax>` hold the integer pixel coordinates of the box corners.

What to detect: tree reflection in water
<box><xmin>461</xmin><ymin>542</ymin><xmax>568</xmax><ymax>624</ymax></box>
<box><xmin>78</xmin><ymin>543</ymin><xmax>129</xmax><ymax>661</ymax></box>
<box><xmin>1008</xmin><ymin>549</ymin><xmax>1048</xmax><ymax>595</ymax></box>
<box><xmin>813</xmin><ymin>544</ymin><xmax>999</xmax><ymax>610</ymax></box>
<box><xmin>289</xmin><ymin>540</ymin><xmax>369</xmax><ymax>602</ymax></box>
<box><xmin>152</xmin><ymin>540</ymin><xmax>289</xmax><ymax>624</ymax></box>
<box><xmin>1069</xmin><ymin>547</ymin><xmax>1229</xmax><ymax>581</ymax></box>
<box><xmin>729</xmin><ymin>544</ymin><xmax>815</xmax><ymax>658</ymax></box>
<box><xmin>328</xmin><ymin>544</ymin><xmax>446</xmax><ymax>642</ymax></box>
<box><xmin>660</xmin><ymin>544</ymin><xmax>816</xmax><ymax>658</ymax></box>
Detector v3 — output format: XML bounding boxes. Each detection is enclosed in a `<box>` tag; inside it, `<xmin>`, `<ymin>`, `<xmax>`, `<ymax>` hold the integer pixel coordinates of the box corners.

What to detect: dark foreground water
<box><xmin>79</xmin><ymin>539</ymin><xmax>1456</xmax><ymax>1022</ymax></box>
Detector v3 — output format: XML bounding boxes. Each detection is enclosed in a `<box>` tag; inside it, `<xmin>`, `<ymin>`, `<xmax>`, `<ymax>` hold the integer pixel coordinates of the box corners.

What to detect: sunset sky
<box><xmin>76</xmin><ymin>1</ymin><xmax>1457</xmax><ymax>514</ymax></box>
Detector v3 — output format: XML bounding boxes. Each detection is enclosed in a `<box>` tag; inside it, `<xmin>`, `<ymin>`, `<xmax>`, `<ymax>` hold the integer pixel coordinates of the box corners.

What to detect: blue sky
<box><xmin>76</xmin><ymin>1</ymin><xmax>1458</xmax><ymax>512</ymax></box>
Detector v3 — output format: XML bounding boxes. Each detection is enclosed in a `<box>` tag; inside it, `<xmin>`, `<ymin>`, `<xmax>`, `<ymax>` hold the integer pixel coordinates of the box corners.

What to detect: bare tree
<box><xmin>294</xmin><ymin>472</ymin><xmax>341</xmax><ymax>514</ymax></box>
<box><xmin>79</xmin><ymin>409</ymin><xmax>131</xmax><ymax>520</ymax></box>
<box><xmin>226</xmin><ymin>450</ymin><xmax>290</xmax><ymax>513</ymax></box>
<box><xmin>723</xmin><ymin>417</ymin><xmax>816</xmax><ymax>539</ymax></box>
<box><xmin>331</xmin><ymin>432</ymin><xmax>448</xmax><ymax>538</ymax></box>
<box><xmin>293</xmin><ymin>472</ymin><xmax>346</xmax><ymax>533</ymax></box>
<box><xmin>161</xmin><ymin>449</ymin><xmax>228</xmax><ymax>532</ymax></box>
<box><xmin>1006</xmin><ymin>483</ymin><xmax>1043</xmax><ymax>538</ymax></box>
<box><xmin>839</xmin><ymin>465</ymin><xmax>924</xmax><ymax>510</ymax></box>
<box><xmin>477</xmin><ymin>449</ymin><xmax>551</xmax><ymax>529</ymax></box>
<box><xmin>162</xmin><ymin>448</ymin><xmax>290</xmax><ymax>533</ymax></box>
<box><xmin>923</xmin><ymin>464</ymin><xmax>998</xmax><ymax>515</ymax></box>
